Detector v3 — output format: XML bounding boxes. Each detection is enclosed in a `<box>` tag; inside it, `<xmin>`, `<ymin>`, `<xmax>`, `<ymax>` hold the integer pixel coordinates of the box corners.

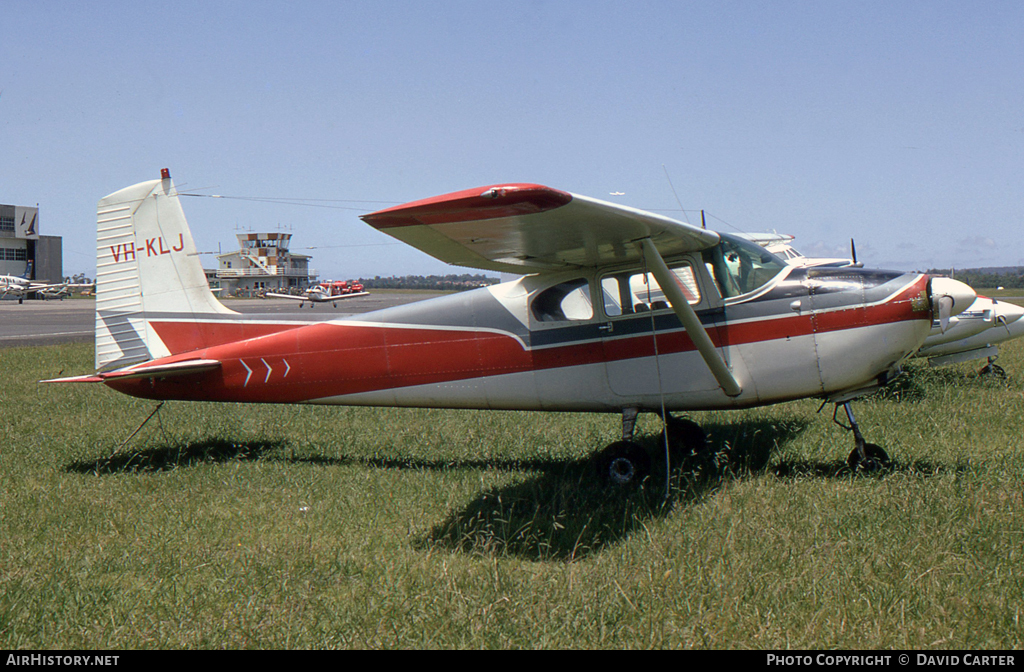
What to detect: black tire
<box><xmin>847</xmin><ymin>443</ymin><xmax>891</xmax><ymax>473</ymax></box>
<box><xmin>980</xmin><ymin>363</ymin><xmax>1007</xmax><ymax>379</ymax></box>
<box><xmin>596</xmin><ymin>440</ymin><xmax>652</xmax><ymax>486</ymax></box>
<box><xmin>659</xmin><ymin>417</ymin><xmax>708</xmax><ymax>468</ymax></box>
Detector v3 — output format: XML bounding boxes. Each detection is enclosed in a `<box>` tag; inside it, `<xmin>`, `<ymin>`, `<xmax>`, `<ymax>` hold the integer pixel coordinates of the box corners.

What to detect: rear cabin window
<box><xmin>601</xmin><ymin>263</ymin><xmax>701</xmax><ymax>317</ymax></box>
<box><xmin>531</xmin><ymin>279</ymin><xmax>594</xmax><ymax>322</ymax></box>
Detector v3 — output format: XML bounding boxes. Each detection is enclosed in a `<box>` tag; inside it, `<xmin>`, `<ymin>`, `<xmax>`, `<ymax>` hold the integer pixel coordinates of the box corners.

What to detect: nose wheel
<box><xmin>847</xmin><ymin>442</ymin><xmax>890</xmax><ymax>472</ymax></box>
<box><xmin>834</xmin><ymin>402</ymin><xmax>891</xmax><ymax>473</ymax></box>
<box><xmin>979</xmin><ymin>355</ymin><xmax>1007</xmax><ymax>379</ymax></box>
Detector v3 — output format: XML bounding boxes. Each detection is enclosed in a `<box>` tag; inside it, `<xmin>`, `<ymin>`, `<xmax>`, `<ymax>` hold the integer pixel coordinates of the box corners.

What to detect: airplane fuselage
<box><xmin>103</xmin><ymin>264</ymin><xmax>933</xmax><ymax>413</ymax></box>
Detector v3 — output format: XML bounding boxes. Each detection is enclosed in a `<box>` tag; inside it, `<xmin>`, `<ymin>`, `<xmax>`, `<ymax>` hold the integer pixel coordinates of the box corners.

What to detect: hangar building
<box><xmin>0</xmin><ymin>204</ymin><xmax>62</xmax><ymax>283</ymax></box>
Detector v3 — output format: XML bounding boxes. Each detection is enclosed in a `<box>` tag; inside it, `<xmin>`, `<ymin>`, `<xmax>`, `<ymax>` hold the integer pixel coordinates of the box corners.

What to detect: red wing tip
<box><xmin>361</xmin><ymin>183</ymin><xmax>572</xmax><ymax>228</ymax></box>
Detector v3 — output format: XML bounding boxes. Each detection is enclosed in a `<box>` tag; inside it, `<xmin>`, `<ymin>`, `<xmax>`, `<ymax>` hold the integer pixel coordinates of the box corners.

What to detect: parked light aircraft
<box><xmin>744</xmin><ymin>233</ymin><xmax>1024</xmax><ymax>375</ymax></box>
<box><xmin>738</xmin><ymin>233</ymin><xmax>862</xmax><ymax>269</ymax></box>
<box><xmin>914</xmin><ymin>296</ymin><xmax>1024</xmax><ymax>375</ymax></box>
<box><xmin>44</xmin><ymin>170</ymin><xmax>977</xmax><ymax>478</ymax></box>
<box><xmin>0</xmin><ymin>273</ymin><xmax>81</xmax><ymax>303</ymax></box>
<box><xmin>264</xmin><ymin>280</ymin><xmax>368</xmax><ymax>308</ymax></box>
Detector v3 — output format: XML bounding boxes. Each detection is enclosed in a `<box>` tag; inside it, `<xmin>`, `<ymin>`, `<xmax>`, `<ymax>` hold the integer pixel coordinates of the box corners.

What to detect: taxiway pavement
<box><xmin>0</xmin><ymin>292</ymin><xmax>442</xmax><ymax>348</ymax></box>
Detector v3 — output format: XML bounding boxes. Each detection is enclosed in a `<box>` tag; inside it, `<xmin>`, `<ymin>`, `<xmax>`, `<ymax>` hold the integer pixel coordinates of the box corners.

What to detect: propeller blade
<box><xmin>850</xmin><ymin>238</ymin><xmax>857</xmax><ymax>265</ymax></box>
<box><xmin>937</xmin><ymin>295</ymin><xmax>954</xmax><ymax>332</ymax></box>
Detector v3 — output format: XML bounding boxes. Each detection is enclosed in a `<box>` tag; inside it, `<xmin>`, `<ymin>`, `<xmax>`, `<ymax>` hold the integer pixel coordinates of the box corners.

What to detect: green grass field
<box><xmin>2</xmin><ymin>336</ymin><xmax>1024</xmax><ymax>649</ymax></box>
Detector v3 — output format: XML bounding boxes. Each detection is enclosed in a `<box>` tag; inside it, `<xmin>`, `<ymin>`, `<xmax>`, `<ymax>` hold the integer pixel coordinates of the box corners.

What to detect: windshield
<box><xmin>702</xmin><ymin>233</ymin><xmax>787</xmax><ymax>298</ymax></box>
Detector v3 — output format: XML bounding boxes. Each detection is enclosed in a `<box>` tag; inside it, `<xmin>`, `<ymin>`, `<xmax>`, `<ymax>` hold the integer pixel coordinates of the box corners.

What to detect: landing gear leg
<box><xmin>596</xmin><ymin>408</ymin><xmax>651</xmax><ymax>487</ymax></box>
<box><xmin>621</xmin><ymin>407</ymin><xmax>639</xmax><ymax>442</ymax></box>
<box><xmin>834</xmin><ymin>402</ymin><xmax>891</xmax><ymax>472</ymax></box>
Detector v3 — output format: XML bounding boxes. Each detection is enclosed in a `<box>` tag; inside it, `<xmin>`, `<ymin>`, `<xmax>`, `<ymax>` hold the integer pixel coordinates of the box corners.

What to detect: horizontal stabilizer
<box><xmin>42</xmin><ymin>358</ymin><xmax>221</xmax><ymax>384</ymax></box>
<box><xmin>40</xmin><ymin>373</ymin><xmax>106</xmax><ymax>384</ymax></box>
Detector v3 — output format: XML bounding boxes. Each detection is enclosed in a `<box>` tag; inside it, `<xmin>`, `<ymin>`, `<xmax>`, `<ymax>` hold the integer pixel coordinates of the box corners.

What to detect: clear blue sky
<box><xmin>3</xmin><ymin>1</ymin><xmax>1023</xmax><ymax>279</ymax></box>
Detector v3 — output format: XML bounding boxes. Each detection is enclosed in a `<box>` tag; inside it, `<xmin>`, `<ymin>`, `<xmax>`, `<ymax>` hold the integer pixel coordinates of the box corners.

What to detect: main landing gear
<box><xmin>595</xmin><ymin>408</ymin><xmax>710</xmax><ymax>486</ymax></box>
<box><xmin>834</xmin><ymin>402</ymin><xmax>891</xmax><ymax>473</ymax></box>
<box><xmin>596</xmin><ymin>402</ymin><xmax>893</xmax><ymax>485</ymax></box>
<box><xmin>595</xmin><ymin>409</ymin><xmax>648</xmax><ymax>486</ymax></box>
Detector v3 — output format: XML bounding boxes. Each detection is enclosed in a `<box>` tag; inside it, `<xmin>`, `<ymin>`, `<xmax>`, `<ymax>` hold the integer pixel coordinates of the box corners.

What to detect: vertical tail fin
<box><xmin>95</xmin><ymin>169</ymin><xmax>236</xmax><ymax>370</ymax></box>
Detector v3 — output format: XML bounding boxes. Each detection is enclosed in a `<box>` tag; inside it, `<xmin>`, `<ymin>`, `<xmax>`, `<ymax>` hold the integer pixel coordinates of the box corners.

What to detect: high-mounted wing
<box><xmin>263</xmin><ymin>292</ymin><xmax>313</xmax><ymax>302</ymax></box>
<box><xmin>361</xmin><ymin>184</ymin><xmax>720</xmax><ymax>274</ymax></box>
<box><xmin>735</xmin><ymin>232</ymin><xmax>795</xmax><ymax>246</ymax></box>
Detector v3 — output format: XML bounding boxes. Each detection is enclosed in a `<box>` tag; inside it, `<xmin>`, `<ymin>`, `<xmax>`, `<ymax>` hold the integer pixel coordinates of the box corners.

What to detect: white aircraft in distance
<box><xmin>264</xmin><ymin>279</ymin><xmax>369</xmax><ymax>308</ymax></box>
<box><xmin>914</xmin><ymin>297</ymin><xmax>1024</xmax><ymax>376</ymax></box>
<box><xmin>45</xmin><ymin>170</ymin><xmax>976</xmax><ymax>478</ymax></box>
<box><xmin>0</xmin><ymin>273</ymin><xmax>83</xmax><ymax>303</ymax></box>
<box><xmin>743</xmin><ymin>233</ymin><xmax>1024</xmax><ymax>375</ymax></box>
<box><xmin>737</xmin><ymin>232</ymin><xmax>862</xmax><ymax>269</ymax></box>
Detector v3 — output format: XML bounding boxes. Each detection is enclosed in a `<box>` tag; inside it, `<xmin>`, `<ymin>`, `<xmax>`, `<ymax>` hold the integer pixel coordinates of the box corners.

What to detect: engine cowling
<box><xmin>929</xmin><ymin>277</ymin><xmax>977</xmax><ymax>333</ymax></box>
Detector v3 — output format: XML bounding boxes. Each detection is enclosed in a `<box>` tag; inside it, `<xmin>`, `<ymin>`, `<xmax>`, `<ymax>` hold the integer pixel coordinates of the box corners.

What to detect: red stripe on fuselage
<box><xmin>108</xmin><ymin>322</ymin><xmax>535</xmax><ymax>403</ymax></box>
<box><xmin>109</xmin><ymin>276</ymin><xmax>930</xmax><ymax>403</ymax></box>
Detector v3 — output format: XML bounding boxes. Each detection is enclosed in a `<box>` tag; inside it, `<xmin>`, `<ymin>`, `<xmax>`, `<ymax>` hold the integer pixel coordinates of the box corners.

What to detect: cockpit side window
<box><xmin>702</xmin><ymin>234</ymin><xmax>786</xmax><ymax>298</ymax></box>
<box><xmin>531</xmin><ymin>278</ymin><xmax>594</xmax><ymax>322</ymax></box>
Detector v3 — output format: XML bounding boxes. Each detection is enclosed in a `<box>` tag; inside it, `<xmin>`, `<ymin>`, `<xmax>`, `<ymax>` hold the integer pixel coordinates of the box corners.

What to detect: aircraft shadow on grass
<box><xmin>65</xmin><ymin>439</ymin><xmax>283</xmax><ymax>475</ymax></box>
<box><xmin>65</xmin><ymin>416</ymin><xmax>957</xmax><ymax>562</ymax></box>
<box><xmin>414</xmin><ymin>417</ymin><xmax>961</xmax><ymax>562</ymax></box>
<box><xmin>414</xmin><ymin>417</ymin><xmax>812</xmax><ymax>561</ymax></box>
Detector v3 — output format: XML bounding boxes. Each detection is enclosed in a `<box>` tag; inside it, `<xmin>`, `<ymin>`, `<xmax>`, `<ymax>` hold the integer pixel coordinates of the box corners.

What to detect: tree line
<box><xmin>358</xmin><ymin>274</ymin><xmax>501</xmax><ymax>291</ymax></box>
<box><xmin>925</xmin><ymin>267</ymin><xmax>1024</xmax><ymax>289</ymax></box>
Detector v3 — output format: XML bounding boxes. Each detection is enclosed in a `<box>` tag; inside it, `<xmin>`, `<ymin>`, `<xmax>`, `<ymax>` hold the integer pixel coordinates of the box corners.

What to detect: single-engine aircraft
<box><xmin>744</xmin><ymin>233</ymin><xmax>1024</xmax><ymax>375</ymax></box>
<box><xmin>911</xmin><ymin>296</ymin><xmax>1024</xmax><ymax>375</ymax></box>
<box><xmin>264</xmin><ymin>280</ymin><xmax>368</xmax><ymax>308</ymax></box>
<box><xmin>44</xmin><ymin>170</ymin><xmax>977</xmax><ymax>479</ymax></box>
<box><xmin>737</xmin><ymin>232</ymin><xmax>863</xmax><ymax>269</ymax></box>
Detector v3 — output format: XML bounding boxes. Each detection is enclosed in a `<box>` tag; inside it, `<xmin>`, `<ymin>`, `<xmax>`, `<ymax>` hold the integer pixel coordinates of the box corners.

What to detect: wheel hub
<box><xmin>608</xmin><ymin>457</ymin><xmax>636</xmax><ymax>484</ymax></box>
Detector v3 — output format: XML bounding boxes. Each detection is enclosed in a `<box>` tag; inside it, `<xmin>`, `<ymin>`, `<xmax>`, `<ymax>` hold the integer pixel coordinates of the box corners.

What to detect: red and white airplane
<box><xmin>45</xmin><ymin>170</ymin><xmax>976</xmax><ymax>478</ymax></box>
<box><xmin>264</xmin><ymin>280</ymin><xmax>368</xmax><ymax>308</ymax></box>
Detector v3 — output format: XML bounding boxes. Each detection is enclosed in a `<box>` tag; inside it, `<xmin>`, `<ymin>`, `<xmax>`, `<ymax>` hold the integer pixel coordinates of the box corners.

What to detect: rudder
<box><xmin>95</xmin><ymin>169</ymin><xmax>236</xmax><ymax>370</ymax></box>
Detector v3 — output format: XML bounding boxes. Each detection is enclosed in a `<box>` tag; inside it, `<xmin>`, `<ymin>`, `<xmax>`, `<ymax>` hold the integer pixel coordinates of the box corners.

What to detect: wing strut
<box><xmin>639</xmin><ymin>238</ymin><xmax>742</xmax><ymax>397</ymax></box>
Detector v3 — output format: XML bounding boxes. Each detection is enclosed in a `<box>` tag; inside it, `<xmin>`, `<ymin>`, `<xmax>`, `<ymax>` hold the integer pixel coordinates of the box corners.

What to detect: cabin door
<box><xmin>598</xmin><ymin>258</ymin><xmax>723</xmax><ymax>399</ymax></box>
